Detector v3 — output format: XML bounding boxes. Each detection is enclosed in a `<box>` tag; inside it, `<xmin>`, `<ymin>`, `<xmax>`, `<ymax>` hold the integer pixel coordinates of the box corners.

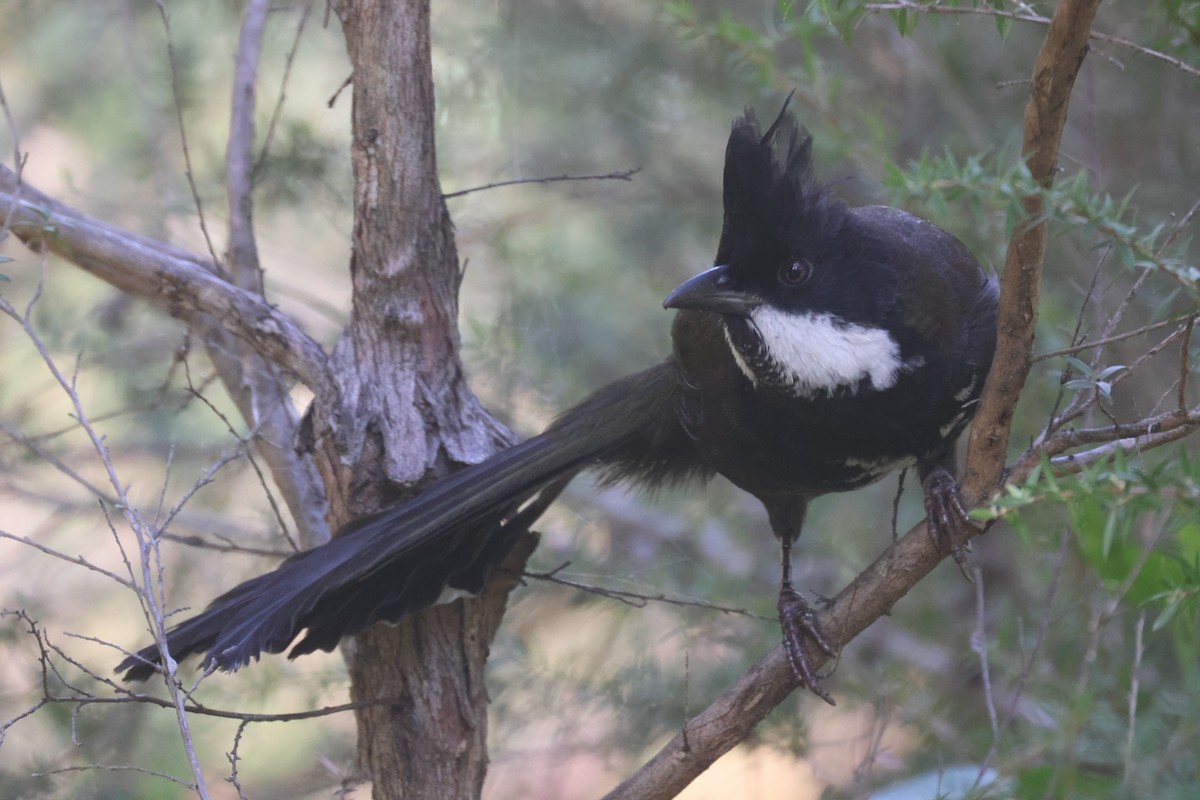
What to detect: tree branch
<box><xmin>963</xmin><ymin>0</ymin><xmax>1100</xmax><ymax>502</ymax></box>
<box><xmin>0</xmin><ymin>165</ymin><xmax>333</xmax><ymax>399</ymax></box>
<box><xmin>203</xmin><ymin>0</ymin><xmax>330</xmax><ymax>548</ymax></box>
<box><xmin>227</xmin><ymin>0</ymin><xmax>268</xmax><ymax>294</ymax></box>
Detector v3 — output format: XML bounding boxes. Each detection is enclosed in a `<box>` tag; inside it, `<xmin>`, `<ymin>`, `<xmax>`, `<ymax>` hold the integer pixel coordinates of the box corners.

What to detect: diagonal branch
<box><xmin>602</xmin><ymin>513</ymin><xmax>942</xmax><ymax>800</ymax></box>
<box><xmin>0</xmin><ymin>164</ymin><xmax>333</xmax><ymax>399</ymax></box>
<box><xmin>604</xmin><ymin>2</ymin><xmax>1103</xmax><ymax>797</ymax></box>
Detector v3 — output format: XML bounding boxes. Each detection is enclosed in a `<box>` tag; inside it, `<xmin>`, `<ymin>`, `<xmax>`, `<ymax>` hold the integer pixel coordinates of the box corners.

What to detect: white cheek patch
<box><xmin>748</xmin><ymin>307</ymin><xmax>905</xmax><ymax>396</ymax></box>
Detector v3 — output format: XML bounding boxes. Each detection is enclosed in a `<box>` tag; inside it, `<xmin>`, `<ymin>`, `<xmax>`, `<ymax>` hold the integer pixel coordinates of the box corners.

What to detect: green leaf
<box><xmin>1153</xmin><ymin>594</ymin><xmax>1184</xmax><ymax>631</ymax></box>
<box><xmin>1064</xmin><ymin>355</ymin><xmax>1095</xmax><ymax>377</ymax></box>
<box><xmin>1040</xmin><ymin>453</ymin><xmax>1061</xmax><ymax>495</ymax></box>
<box><xmin>890</xmin><ymin>8</ymin><xmax>918</xmax><ymax>36</ymax></box>
<box><xmin>1101</xmin><ymin>507</ymin><xmax>1119</xmax><ymax>558</ymax></box>
<box><xmin>994</xmin><ymin>14</ymin><xmax>1013</xmax><ymax>40</ymax></box>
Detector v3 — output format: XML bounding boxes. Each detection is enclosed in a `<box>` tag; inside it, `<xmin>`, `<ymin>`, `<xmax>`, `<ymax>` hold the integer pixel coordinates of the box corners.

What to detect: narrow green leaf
<box><xmin>1064</xmin><ymin>355</ymin><xmax>1095</xmax><ymax>377</ymax></box>
<box><xmin>1153</xmin><ymin>595</ymin><xmax>1183</xmax><ymax>631</ymax></box>
<box><xmin>994</xmin><ymin>14</ymin><xmax>1013</xmax><ymax>40</ymax></box>
<box><xmin>1101</xmin><ymin>507</ymin><xmax>1119</xmax><ymax>558</ymax></box>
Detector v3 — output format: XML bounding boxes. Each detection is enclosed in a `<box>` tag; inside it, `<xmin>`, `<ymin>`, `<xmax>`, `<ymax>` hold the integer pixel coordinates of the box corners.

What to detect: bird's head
<box><xmin>664</xmin><ymin>100</ymin><xmax>918</xmax><ymax>398</ymax></box>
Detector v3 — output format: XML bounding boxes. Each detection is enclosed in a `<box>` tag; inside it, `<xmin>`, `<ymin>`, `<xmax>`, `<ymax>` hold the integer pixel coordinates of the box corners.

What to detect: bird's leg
<box><xmin>920</xmin><ymin>464</ymin><xmax>983</xmax><ymax>576</ymax></box>
<box><xmin>777</xmin><ymin>535</ymin><xmax>836</xmax><ymax>705</ymax></box>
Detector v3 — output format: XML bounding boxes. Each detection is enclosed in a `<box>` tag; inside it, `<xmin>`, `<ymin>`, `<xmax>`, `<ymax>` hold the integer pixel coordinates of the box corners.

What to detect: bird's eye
<box><xmin>777</xmin><ymin>259</ymin><xmax>812</xmax><ymax>287</ymax></box>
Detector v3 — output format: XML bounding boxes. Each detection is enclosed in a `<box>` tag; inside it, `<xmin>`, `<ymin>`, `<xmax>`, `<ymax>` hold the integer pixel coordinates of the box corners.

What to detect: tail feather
<box><xmin>117</xmin><ymin>361</ymin><xmax>696</xmax><ymax>682</ymax></box>
<box><xmin>117</xmin><ymin>435</ymin><xmax>589</xmax><ymax>681</ymax></box>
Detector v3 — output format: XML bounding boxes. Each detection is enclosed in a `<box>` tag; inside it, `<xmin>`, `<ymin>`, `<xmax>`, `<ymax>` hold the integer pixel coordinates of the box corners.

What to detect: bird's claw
<box><xmin>922</xmin><ymin>468</ymin><xmax>982</xmax><ymax>579</ymax></box>
<box><xmin>778</xmin><ymin>583</ymin><xmax>836</xmax><ymax>705</ymax></box>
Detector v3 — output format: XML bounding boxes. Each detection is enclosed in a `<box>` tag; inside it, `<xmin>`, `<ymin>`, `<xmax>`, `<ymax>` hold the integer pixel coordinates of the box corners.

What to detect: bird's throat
<box><xmin>724</xmin><ymin>308</ymin><xmax>912</xmax><ymax>397</ymax></box>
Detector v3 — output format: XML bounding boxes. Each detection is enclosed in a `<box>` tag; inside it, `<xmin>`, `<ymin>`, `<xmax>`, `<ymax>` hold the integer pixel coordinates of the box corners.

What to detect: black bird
<box><xmin>118</xmin><ymin>101</ymin><xmax>998</xmax><ymax>701</ymax></box>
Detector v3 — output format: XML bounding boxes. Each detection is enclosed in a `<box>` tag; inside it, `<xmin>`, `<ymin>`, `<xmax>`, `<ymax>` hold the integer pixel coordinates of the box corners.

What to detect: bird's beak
<box><xmin>663</xmin><ymin>265</ymin><xmax>759</xmax><ymax>316</ymax></box>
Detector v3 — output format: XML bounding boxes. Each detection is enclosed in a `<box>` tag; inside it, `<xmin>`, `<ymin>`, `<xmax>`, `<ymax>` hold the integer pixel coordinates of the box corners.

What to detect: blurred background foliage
<box><xmin>1</xmin><ymin>0</ymin><xmax>1198</xmax><ymax>798</ymax></box>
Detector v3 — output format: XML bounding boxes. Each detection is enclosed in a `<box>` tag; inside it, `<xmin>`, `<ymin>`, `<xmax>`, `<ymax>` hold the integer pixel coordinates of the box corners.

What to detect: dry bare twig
<box><xmin>0</xmin><ymin>286</ymin><xmax>215</xmax><ymax>797</ymax></box>
<box><xmin>154</xmin><ymin>0</ymin><xmax>220</xmax><ymax>269</ymax></box>
<box><xmin>443</xmin><ymin>168</ymin><xmax>642</xmax><ymax>200</ymax></box>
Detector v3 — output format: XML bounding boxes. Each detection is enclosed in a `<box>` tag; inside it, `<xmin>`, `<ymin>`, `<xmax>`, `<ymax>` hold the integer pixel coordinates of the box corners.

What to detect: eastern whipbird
<box><xmin>118</xmin><ymin>100</ymin><xmax>998</xmax><ymax>702</ymax></box>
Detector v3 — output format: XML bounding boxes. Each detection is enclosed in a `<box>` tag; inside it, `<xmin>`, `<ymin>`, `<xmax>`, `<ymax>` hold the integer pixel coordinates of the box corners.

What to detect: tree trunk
<box><xmin>305</xmin><ymin>2</ymin><xmax>521</xmax><ymax>796</ymax></box>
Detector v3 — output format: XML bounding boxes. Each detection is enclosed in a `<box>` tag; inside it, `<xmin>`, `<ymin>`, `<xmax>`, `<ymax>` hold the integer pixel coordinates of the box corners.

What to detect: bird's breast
<box><xmin>680</xmin><ymin>359</ymin><xmax>966</xmax><ymax>497</ymax></box>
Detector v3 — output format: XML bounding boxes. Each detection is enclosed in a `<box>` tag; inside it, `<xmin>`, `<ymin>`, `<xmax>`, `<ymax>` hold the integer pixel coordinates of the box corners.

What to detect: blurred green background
<box><xmin>1</xmin><ymin>1</ymin><xmax>1198</xmax><ymax>798</ymax></box>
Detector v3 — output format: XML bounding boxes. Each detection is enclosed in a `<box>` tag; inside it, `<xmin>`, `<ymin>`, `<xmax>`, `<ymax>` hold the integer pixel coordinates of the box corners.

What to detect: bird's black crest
<box><xmin>716</xmin><ymin>96</ymin><xmax>845</xmax><ymax>268</ymax></box>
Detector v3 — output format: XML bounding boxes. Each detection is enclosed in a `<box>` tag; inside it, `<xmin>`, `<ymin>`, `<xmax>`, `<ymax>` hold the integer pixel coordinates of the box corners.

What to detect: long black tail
<box><xmin>117</xmin><ymin>360</ymin><xmax>696</xmax><ymax>682</ymax></box>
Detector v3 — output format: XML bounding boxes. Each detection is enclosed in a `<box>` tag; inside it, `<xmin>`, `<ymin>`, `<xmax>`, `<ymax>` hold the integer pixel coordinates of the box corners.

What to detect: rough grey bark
<box><xmin>308</xmin><ymin>2</ymin><xmax>521</xmax><ymax>797</ymax></box>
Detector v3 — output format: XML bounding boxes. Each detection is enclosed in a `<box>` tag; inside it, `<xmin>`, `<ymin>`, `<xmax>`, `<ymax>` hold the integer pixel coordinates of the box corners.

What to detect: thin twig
<box><xmin>1042</xmin><ymin>319</ymin><xmax>1198</xmax><ymax>439</ymax></box>
<box><xmin>0</xmin><ymin>73</ymin><xmax>22</xmax><ymax>169</ymax></box>
<box><xmin>327</xmin><ymin>73</ymin><xmax>353</xmax><ymax>108</ymax></box>
<box><xmin>863</xmin><ymin>2</ymin><xmax>1200</xmax><ymax>80</ymax></box>
<box><xmin>157</xmin><ymin>531</ymin><xmax>293</xmax><ymax>558</ymax></box>
<box><xmin>180</xmin><ymin>359</ymin><xmax>299</xmax><ymax>551</ymax></box>
<box><xmin>1178</xmin><ymin>316</ymin><xmax>1194</xmax><ymax>411</ymax></box>
<box><xmin>255</xmin><ymin>0</ymin><xmax>316</xmax><ymax>177</ymax></box>
<box><xmin>0</xmin><ymin>286</ymin><xmax>213</xmax><ymax>799</ymax></box>
<box><xmin>0</xmin><ymin>69</ymin><xmax>26</xmax><ymax>245</ymax></box>
<box><xmin>1123</xmin><ymin>611</ymin><xmax>1145</xmax><ymax>785</ymax></box>
<box><xmin>520</xmin><ymin>563</ymin><xmax>772</xmax><ymax>621</ymax></box>
<box><xmin>977</xmin><ymin>529</ymin><xmax>1069</xmax><ymax>784</ymax></box>
<box><xmin>1053</xmin><ymin>511</ymin><xmax>1165</xmax><ymax>795</ymax></box>
<box><xmin>0</xmin><ymin>530</ymin><xmax>135</xmax><ymax>590</ymax></box>
<box><xmin>1157</xmin><ymin>197</ymin><xmax>1200</xmax><ymax>255</ymax></box>
<box><xmin>1096</xmin><ymin>267</ymin><xmax>1154</xmax><ymax>368</ymax></box>
<box><xmin>443</xmin><ymin>168</ymin><xmax>641</xmax><ymax>199</ymax></box>
<box><xmin>1034</xmin><ymin>248</ymin><xmax>1109</xmax><ymax>449</ymax></box>
<box><xmin>155</xmin><ymin>0</ymin><xmax>221</xmax><ymax>271</ymax></box>
<box><xmin>972</xmin><ymin>567</ymin><xmax>999</xmax><ymax>742</ymax></box>
<box><xmin>4</xmin><ymin>610</ymin><xmax>399</xmax><ymax>727</ymax></box>
<box><xmin>1032</xmin><ymin>311</ymin><xmax>1197</xmax><ymax>362</ymax></box>
<box><xmin>0</xmin><ymin>418</ymin><xmax>114</xmax><ymax>502</ymax></box>
<box><xmin>228</xmin><ymin>719</ymin><xmax>251</xmax><ymax>800</ymax></box>
<box><xmin>31</xmin><ymin>764</ymin><xmax>197</xmax><ymax>790</ymax></box>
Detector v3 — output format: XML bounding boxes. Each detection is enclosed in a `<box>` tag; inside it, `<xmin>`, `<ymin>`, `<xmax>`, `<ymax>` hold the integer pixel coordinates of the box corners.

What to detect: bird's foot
<box><xmin>921</xmin><ymin>467</ymin><xmax>983</xmax><ymax>579</ymax></box>
<box><xmin>778</xmin><ymin>583</ymin><xmax>836</xmax><ymax>705</ymax></box>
